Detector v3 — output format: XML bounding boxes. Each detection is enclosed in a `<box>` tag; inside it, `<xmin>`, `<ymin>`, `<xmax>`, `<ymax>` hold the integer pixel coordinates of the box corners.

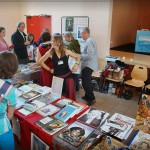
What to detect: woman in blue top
<box><xmin>0</xmin><ymin>51</ymin><xmax>18</xmax><ymax>150</ymax></box>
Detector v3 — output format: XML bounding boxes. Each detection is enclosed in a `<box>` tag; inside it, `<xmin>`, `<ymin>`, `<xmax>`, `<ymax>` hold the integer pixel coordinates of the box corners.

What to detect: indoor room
<box><xmin>0</xmin><ymin>0</ymin><xmax>149</xmax><ymax>150</ymax></box>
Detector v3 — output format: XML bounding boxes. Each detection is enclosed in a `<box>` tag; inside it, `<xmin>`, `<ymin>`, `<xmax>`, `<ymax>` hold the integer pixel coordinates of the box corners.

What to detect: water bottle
<box><xmin>108</xmin><ymin>83</ymin><xmax>113</xmax><ymax>95</ymax></box>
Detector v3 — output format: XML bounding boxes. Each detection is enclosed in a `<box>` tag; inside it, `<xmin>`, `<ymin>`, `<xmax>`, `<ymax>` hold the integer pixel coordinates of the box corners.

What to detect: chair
<box><xmin>123</xmin><ymin>65</ymin><xmax>147</xmax><ymax>103</ymax></box>
<box><xmin>145</xmin><ymin>84</ymin><xmax>150</xmax><ymax>94</ymax></box>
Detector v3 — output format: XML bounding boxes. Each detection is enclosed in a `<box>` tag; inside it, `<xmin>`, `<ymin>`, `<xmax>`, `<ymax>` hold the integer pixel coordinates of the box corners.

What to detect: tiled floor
<box><xmin>15</xmin><ymin>89</ymin><xmax>139</xmax><ymax>150</ymax></box>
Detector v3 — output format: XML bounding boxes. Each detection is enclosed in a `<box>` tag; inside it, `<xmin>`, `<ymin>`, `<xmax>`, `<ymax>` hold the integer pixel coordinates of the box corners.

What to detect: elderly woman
<box><xmin>0</xmin><ymin>51</ymin><xmax>18</xmax><ymax>150</ymax></box>
<box><xmin>0</xmin><ymin>27</ymin><xmax>9</xmax><ymax>52</ymax></box>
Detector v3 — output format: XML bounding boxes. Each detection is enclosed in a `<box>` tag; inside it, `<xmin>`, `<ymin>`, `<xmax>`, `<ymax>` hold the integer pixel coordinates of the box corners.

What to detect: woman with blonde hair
<box><xmin>39</xmin><ymin>34</ymin><xmax>80</xmax><ymax>100</ymax></box>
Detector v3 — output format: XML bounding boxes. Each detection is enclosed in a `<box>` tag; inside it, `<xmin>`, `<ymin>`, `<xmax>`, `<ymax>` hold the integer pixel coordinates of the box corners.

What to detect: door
<box><xmin>26</xmin><ymin>15</ymin><xmax>52</xmax><ymax>42</ymax></box>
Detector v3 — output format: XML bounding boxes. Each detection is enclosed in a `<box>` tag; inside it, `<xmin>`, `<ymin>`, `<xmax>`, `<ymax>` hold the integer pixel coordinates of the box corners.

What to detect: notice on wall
<box><xmin>135</xmin><ymin>30</ymin><xmax>150</xmax><ymax>53</ymax></box>
<box><xmin>66</xmin><ymin>17</ymin><xmax>74</xmax><ymax>32</ymax></box>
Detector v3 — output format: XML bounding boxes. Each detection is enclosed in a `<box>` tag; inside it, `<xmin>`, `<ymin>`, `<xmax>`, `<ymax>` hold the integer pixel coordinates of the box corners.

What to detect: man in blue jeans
<box><xmin>80</xmin><ymin>27</ymin><xmax>98</xmax><ymax>106</ymax></box>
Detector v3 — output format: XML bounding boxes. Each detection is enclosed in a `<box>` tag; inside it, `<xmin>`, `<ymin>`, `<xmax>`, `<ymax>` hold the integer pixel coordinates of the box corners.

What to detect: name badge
<box><xmin>58</xmin><ymin>60</ymin><xmax>63</xmax><ymax>65</ymax></box>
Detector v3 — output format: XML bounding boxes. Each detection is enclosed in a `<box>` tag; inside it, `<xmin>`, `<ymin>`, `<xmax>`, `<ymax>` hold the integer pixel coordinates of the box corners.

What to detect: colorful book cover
<box><xmin>89</xmin><ymin>136</ymin><xmax>129</xmax><ymax>150</ymax></box>
<box><xmin>77</xmin><ymin>108</ymin><xmax>109</xmax><ymax>128</ymax></box>
<box><xmin>37</xmin><ymin>104</ymin><xmax>60</xmax><ymax>116</ymax></box>
<box><xmin>35</xmin><ymin>116</ymin><xmax>54</xmax><ymax>128</ymax></box>
<box><xmin>19</xmin><ymin>90</ymin><xmax>41</xmax><ymax>101</ymax></box>
<box><xmin>134</xmin><ymin>94</ymin><xmax>150</xmax><ymax>134</ymax></box>
<box><xmin>54</xmin><ymin>105</ymin><xmax>77</xmax><ymax>122</ymax></box>
<box><xmin>43</xmin><ymin>117</ymin><xmax>67</xmax><ymax>135</ymax></box>
<box><xmin>106</xmin><ymin>113</ymin><xmax>135</xmax><ymax>131</ymax></box>
<box><xmin>18</xmin><ymin>100</ymin><xmax>46</xmax><ymax>116</ymax></box>
<box><xmin>35</xmin><ymin>93</ymin><xmax>59</xmax><ymax>104</ymax></box>
<box><xmin>34</xmin><ymin>86</ymin><xmax>52</xmax><ymax>95</ymax></box>
<box><xmin>129</xmin><ymin>130</ymin><xmax>150</xmax><ymax>150</ymax></box>
<box><xmin>101</xmin><ymin>113</ymin><xmax>135</xmax><ymax>140</ymax></box>
<box><xmin>57</xmin><ymin>121</ymin><xmax>94</xmax><ymax>147</ymax></box>
<box><xmin>0</xmin><ymin>79</ymin><xmax>13</xmax><ymax>97</ymax></box>
<box><xmin>79</xmin><ymin>129</ymin><xmax>104</xmax><ymax>150</ymax></box>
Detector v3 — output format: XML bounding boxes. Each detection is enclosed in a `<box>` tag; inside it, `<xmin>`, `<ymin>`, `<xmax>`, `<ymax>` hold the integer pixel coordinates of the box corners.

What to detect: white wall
<box><xmin>0</xmin><ymin>1</ymin><xmax>112</xmax><ymax>59</ymax></box>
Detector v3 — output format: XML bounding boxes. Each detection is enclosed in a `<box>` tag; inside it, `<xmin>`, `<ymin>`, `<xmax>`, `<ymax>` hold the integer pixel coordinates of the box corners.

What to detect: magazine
<box><xmin>89</xmin><ymin>135</ymin><xmax>129</xmax><ymax>150</ymax></box>
<box><xmin>77</xmin><ymin>108</ymin><xmax>109</xmax><ymax>128</ymax></box>
<box><xmin>18</xmin><ymin>84</ymin><xmax>33</xmax><ymax>93</ymax></box>
<box><xmin>18</xmin><ymin>100</ymin><xmax>46</xmax><ymax>116</ymax></box>
<box><xmin>35</xmin><ymin>116</ymin><xmax>54</xmax><ymax>128</ymax></box>
<box><xmin>34</xmin><ymin>93</ymin><xmax>59</xmax><ymax>104</ymax></box>
<box><xmin>37</xmin><ymin>104</ymin><xmax>60</xmax><ymax>116</ymax></box>
<box><xmin>129</xmin><ymin>130</ymin><xmax>150</xmax><ymax>150</ymax></box>
<box><xmin>19</xmin><ymin>90</ymin><xmax>41</xmax><ymax>101</ymax></box>
<box><xmin>134</xmin><ymin>94</ymin><xmax>150</xmax><ymax>134</ymax></box>
<box><xmin>101</xmin><ymin>113</ymin><xmax>135</xmax><ymax>140</ymax></box>
<box><xmin>42</xmin><ymin>117</ymin><xmax>67</xmax><ymax>135</ymax></box>
<box><xmin>79</xmin><ymin>129</ymin><xmax>104</xmax><ymax>150</ymax></box>
<box><xmin>34</xmin><ymin>86</ymin><xmax>52</xmax><ymax>95</ymax></box>
<box><xmin>54</xmin><ymin>105</ymin><xmax>77</xmax><ymax>122</ymax></box>
<box><xmin>57</xmin><ymin>121</ymin><xmax>94</xmax><ymax>147</ymax></box>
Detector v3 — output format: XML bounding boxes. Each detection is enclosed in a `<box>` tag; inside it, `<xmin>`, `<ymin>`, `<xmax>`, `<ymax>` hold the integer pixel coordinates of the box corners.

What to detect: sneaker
<box><xmin>87</xmin><ymin>100</ymin><xmax>96</xmax><ymax>106</ymax></box>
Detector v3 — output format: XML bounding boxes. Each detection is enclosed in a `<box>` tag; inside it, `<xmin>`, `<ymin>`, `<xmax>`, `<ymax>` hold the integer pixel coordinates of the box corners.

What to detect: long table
<box><xmin>14</xmin><ymin>99</ymin><xmax>90</xmax><ymax>150</ymax></box>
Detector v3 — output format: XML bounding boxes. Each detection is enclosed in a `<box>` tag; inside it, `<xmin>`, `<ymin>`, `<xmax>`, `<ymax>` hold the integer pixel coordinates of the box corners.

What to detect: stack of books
<box><xmin>77</xmin><ymin>108</ymin><xmax>110</xmax><ymax>128</ymax></box>
<box><xmin>101</xmin><ymin>113</ymin><xmax>135</xmax><ymax>140</ymax></box>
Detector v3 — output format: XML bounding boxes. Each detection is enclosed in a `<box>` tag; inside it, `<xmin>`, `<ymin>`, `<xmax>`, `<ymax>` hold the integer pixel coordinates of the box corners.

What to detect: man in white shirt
<box><xmin>80</xmin><ymin>27</ymin><xmax>98</xmax><ymax>106</ymax></box>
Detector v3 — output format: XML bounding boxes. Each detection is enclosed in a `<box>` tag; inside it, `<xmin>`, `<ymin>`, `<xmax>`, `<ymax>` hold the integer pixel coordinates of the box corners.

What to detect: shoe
<box><xmin>87</xmin><ymin>100</ymin><xmax>96</xmax><ymax>106</ymax></box>
<box><xmin>81</xmin><ymin>96</ymin><xmax>88</xmax><ymax>101</ymax></box>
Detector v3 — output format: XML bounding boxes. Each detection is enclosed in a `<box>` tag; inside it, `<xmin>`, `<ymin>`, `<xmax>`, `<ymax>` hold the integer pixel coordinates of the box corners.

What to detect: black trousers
<box><xmin>81</xmin><ymin>67</ymin><xmax>95</xmax><ymax>101</ymax></box>
<box><xmin>73</xmin><ymin>74</ymin><xmax>80</xmax><ymax>91</ymax></box>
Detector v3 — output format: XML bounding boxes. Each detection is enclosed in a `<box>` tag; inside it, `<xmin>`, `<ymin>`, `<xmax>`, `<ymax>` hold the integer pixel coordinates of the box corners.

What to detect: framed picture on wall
<box><xmin>77</xmin><ymin>26</ymin><xmax>86</xmax><ymax>40</ymax></box>
<box><xmin>31</xmin><ymin>132</ymin><xmax>49</xmax><ymax>150</ymax></box>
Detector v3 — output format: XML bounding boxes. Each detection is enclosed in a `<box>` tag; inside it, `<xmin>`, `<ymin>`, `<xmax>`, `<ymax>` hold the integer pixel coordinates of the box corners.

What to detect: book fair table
<box><xmin>14</xmin><ymin>100</ymin><xmax>90</xmax><ymax>150</ymax></box>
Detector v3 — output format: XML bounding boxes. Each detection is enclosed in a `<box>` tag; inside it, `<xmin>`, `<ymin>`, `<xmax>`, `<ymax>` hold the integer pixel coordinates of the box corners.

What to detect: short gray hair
<box><xmin>81</xmin><ymin>27</ymin><xmax>90</xmax><ymax>34</ymax></box>
<box><xmin>65</xmin><ymin>32</ymin><xmax>73</xmax><ymax>38</ymax></box>
<box><xmin>17</xmin><ymin>22</ymin><xmax>25</xmax><ymax>28</ymax></box>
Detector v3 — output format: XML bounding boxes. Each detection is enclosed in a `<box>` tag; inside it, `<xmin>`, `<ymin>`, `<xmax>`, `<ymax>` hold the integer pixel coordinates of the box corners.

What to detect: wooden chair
<box><xmin>123</xmin><ymin>65</ymin><xmax>148</xmax><ymax>103</ymax></box>
<box><xmin>145</xmin><ymin>84</ymin><xmax>150</xmax><ymax>94</ymax></box>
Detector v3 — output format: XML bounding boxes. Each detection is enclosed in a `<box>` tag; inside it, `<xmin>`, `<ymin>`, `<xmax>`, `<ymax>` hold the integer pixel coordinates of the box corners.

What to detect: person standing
<box><xmin>11</xmin><ymin>22</ymin><xmax>30</xmax><ymax>64</ymax></box>
<box><xmin>0</xmin><ymin>27</ymin><xmax>9</xmax><ymax>52</ymax></box>
<box><xmin>0</xmin><ymin>51</ymin><xmax>18</xmax><ymax>150</ymax></box>
<box><xmin>39</xmin><ymin>34</ymin><xmax>80</xmax><ymax>101</ymax></box>
<box><xmin>65</xmin><ymin>32</ymin><xmax>81</xmax><ymax>91</ymax></box>
<box><xmin>36</xmin><ymin>32</ymin><xmax>53</xmax><ymax>87</ymax></box>
<box><xmin>80</xmin><ymin>27</ymin><xmax>98</xmax><ymax>106</ymax></box>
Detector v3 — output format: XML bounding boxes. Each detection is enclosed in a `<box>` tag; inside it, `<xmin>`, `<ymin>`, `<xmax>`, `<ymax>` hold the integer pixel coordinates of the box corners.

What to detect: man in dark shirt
<box><xmin>11</xmin><ymin>22</ymin><xmax>30</xmax><ymax>64</ymax></box>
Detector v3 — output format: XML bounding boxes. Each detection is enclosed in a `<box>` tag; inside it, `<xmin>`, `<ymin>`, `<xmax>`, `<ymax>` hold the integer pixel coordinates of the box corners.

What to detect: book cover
<box><xmin>34</xmin><ymin>93</ymin><xmax>59</xmax><ymax>104</ymax></box>
<box><xmin>134</xmin><ymin>94</ymin><xmax>150</xmax><ymax>134</ymax></box>
<box><xmin>0</xmin><ymin>79</ymin><xmax>13</xmax><ymax>97</ymax></box>
<box><xmin>43</xmin><ymin>117</ymin><xmax>67</xmax><ymax>135</ymax></box>
<box><xmin>54</xmin><ymin>105</ymin><xmax>77</xmax><ymax>122</ymax></box>
<box><xmin>89</xmin><ymin>135</ymin><xmax>129</xmax><ymax>150</ymax></box>
<box><xmin>101</xmin><ymin>113</ymin><xmax>135</xmax><ymax>140</ymax></box>
<box><xmin>106</xmin><ymin>113</ymin><xmax>135</xmax><ymax>131</ymax></box>
<box><xmin>54</xmin><ymin>99</ymin><xmax>70</xmax><ymax>108</ymax></box>
<box><xmin>77</xmin><ymin>108</ymin><xmax>109</xmax><ymax>128</ymax></box>
<box><xmin>37</xmin><ymin>104</ymin><xmax>60</xmax><ymax>116</ymax></box>
<box><xmin>35</xmin><ymin>116</ymin><xmax>55</xmax><ymax>128</ymax></box>
<box><xmin>34</xmin><ymin>86</ymin><xmax>52</xmax><ymax>95</ymax></box>
<box><xmin>19</xmin><ymin>90</ymin><xmax>41</xmax><ymax>101</ymax></box>
<box><xmin>79</xmin><ymin>129</ymin><xmax>104</xmax><ymax>150</ymax></box>
<box><xmin>57</xmin><ymin>121</ymin><xmax>94</xmax><ymax>147</ymax></box>
<box><xmin>18</xmin><ymin>100</ymin><xmax>46</xmax><ymax>116</ymax></box>
<box><xmin>18</xmin><ymin>84</ymin><xmax>33</xmax><ymax>93</ymax></box>
<box><xmin>129</xmin><ymin>130</ymin><xmax>150</xmax><ymax>150</ymax></box>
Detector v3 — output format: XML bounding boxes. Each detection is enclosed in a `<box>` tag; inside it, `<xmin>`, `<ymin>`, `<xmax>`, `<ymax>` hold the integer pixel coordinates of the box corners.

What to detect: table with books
<box><xmin>11</xmin><ymin>80</ymin><xmax>150</xmax><ymax>150</ymax></box>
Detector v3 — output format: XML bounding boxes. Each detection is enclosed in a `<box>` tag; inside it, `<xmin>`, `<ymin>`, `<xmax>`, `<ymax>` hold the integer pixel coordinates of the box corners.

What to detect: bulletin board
<box><xmin>61</xmin><ymin>16</ymin><xmax>89</xmax><ymax>40</ymax></box>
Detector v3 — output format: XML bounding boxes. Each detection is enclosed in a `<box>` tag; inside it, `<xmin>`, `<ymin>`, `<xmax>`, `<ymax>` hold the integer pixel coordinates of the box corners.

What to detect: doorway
<box><xmin>26</xmin><ymin>15</ymin><xmax>52</xmax><ymax>42</ymax></box>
